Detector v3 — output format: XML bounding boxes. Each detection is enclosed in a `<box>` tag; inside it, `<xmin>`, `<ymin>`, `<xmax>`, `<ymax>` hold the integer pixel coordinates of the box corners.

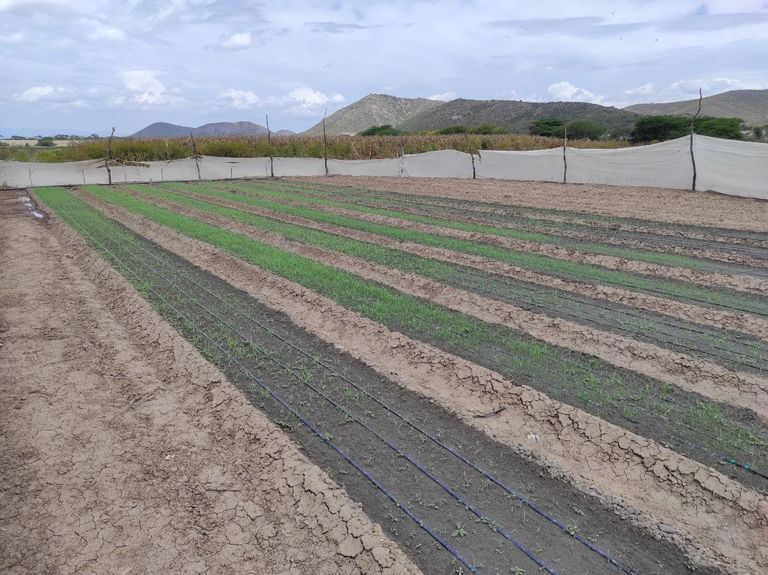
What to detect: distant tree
<box><xmin>359</xmin><ymin>125</ymin><xmax>404</xmax><ymax>136</ymax></box>
<box><xmin>11</xmin><ymin>135</ymin><xmax>25</xmax><ymax>140</ymax></box>
<box><xmin>565</xmin><ymin>119</ymin><xmax>606</xmax><ymax>140</ymax></box>
<box><xmin>36</xmin><ymin>137</ymin><xmax>55</xmax><ymax>147</ymax></box>
<box><xmin>529</xmin><ymin>117</ymin><xmax>565</xmax><ymax>137</ymax></box>
<box><xmin>437</xmin><ymin>125</ymin><xmax>468</xmax><ymax>134</ymax></box>
<box><xmin>693</xmin><ymin>117</ymin><xmax>743</xmax><ymax>140</ymax></box>
<box><xmin>631</xmin><ymin>115</ymin><xmax>744</xmax><ymax>143</ymax></box>
<box><xmin>753</xmin><ymin>126</ymin><xmax>764</xmax><ymax>140</ymax></box>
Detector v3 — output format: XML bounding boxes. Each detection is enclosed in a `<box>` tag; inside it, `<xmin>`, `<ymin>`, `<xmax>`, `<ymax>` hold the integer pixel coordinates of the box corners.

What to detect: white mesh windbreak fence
<box><xmin>2</xmin><ymin>136</ymin><xmax>766</xmax><ymax>199</ymax></box>
<box><xmin>402</xmin><ymin>150</ymin><xmax>474</xmax><ymax>178</ymax></box>
<box><xmin>476</xmin><ymin>148</ymin><xmax>564</xmax><ymax>182</ymax></box>
<box><xmin>328</xmin><ymin>158</ymin><xmax>403</xmax><ymax>177</ymax></box>
<box><xmin>272</xmin><ymin>157</ymin><xmax>326</xmax><ymax>177</ymax></box>
<box><xmin>695</xmin><ymin>136</ymin><xmax>768</xmax><ymax>199</ymax></box>
<box><xmin>198</xmin><ymin>156</ymin><xmax>271</xmax><ymax>180</ymax></box>
<box><xmin>0</xmin><ymin>159</ymin><xmax>109</xmax><ymax>187</ymax></box>
<box><xmin>567</xmin><ymin>137</ymin><xmax>692</xmax><ymax>189</ymax></box>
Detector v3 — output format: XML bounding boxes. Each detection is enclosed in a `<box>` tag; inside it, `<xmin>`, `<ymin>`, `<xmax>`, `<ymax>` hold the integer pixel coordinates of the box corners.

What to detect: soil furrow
<box><xmin>63</xmin><ymin>188</ymin><xmax>768</xmax><ymax>575</ymax></box>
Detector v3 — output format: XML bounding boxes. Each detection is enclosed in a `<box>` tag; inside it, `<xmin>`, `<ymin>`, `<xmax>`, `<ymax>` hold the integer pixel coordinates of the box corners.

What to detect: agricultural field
<box><xmin>2</xmin><ymin>176</ymin><xmax>768</xmax><ymax>574</ymax></box>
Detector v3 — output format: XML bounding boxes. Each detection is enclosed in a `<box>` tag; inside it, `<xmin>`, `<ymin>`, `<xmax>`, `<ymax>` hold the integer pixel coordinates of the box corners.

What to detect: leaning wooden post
<box><xmin>690</xmin><ymin>88</ymin><xmax>702</xmax><ymax>192</ymax></box>
<box><xmin>190</xmin><ymin>132</ymin><xmax>202</xmax><ymax>180</ymax></box>
<box><xmin>322</xmin><ymin>108</ymin><xmax>329</xmax><ymax>176</ymax></box>
<box><xmin>562</xmin><ymin>124</ymin><xmax>568</xmax><ymax>184</ymax></box>
<box><xmin>464</xmin><ymin>129</ymin><xmax>476</xmax><ymax>179</ymax></box>
<box><xmin>266</xmin><ymin>114</ymin><xmax>274</xmax><ymax>178</ymax></box>
<box><xmin>106</xmin><ymin>127</ymin><xmax>115</xmax><ymax>185</ymax></box>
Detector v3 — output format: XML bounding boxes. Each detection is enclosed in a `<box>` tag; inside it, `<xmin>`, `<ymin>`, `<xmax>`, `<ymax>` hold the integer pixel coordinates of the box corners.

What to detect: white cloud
<box><xmin>623</xmin><ymin>83</ymin><xmax>656</xmax><ymax>96</ymax></box>
<box><xmin>118</xmin><ymin>70</ymin><xmax>181</xmax><ymax>107</ymax></box>
<box><xmin>220</xmin><ymin>88</ymin><xmax>261</xmax><ymax>109</ymax></box>
<box><xmin>87</xmin><ymin>21</ymin><xmax>126</xmax><ymax>42</ymax></box>
<box><xmin>15</xmin><ymin>85</ymin><xmax>71</xmax><ymax>102</ymax></box>
<box><xmin>547</xmin><ymin>81</ymin><xmax>604</xmax><ymax>104</ymax></box>
<box><xmin>670</xmin><ymin>77</ymin><xmax>764</xmax><ymax>96</ymax></box>
<box><xmin>219</xmin><ymin>31</ymin><xmax>252</xmax><ymax>50</ymax></box>
<box><xmin>285</xmin><ymin>87</ymin><xmax>345</xmax><ymax>115</ymax></box>
<box><xmin>428</xmin><ymin>91</ymin><xmax>457</xmax><ymax>101</ymax></box>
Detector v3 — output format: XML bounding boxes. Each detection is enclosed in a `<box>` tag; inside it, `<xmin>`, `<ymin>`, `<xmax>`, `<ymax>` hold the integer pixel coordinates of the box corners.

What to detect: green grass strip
<box><xmin>183</xmin><ymin>180</ymin><xmax>740</xmax><ymax>273</ymax></box>
<box><xmin>147</xmin><ymin>181</ymin><xmax>768</xmax><ymax>317</ymax></box>
<box><xmin>99</xmin><ymin>183</ymin><xmax>768</xmax><ymax>371</ymax></box>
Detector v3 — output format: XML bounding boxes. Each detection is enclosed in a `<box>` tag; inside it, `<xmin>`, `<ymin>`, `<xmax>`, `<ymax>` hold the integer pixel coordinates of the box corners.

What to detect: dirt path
<box><xmin>293</xmin><ymin>176</ymin><xmax>768</xmax><ymax>232</ymax></box>
<box><xmin>75</xmin><ymin>188</ymin><xmax>768</xmax><ymax>575</ymax></box>
<box><xmin>0</xmin><ymin>196</ymin><xmax>418</xmax><ymax>575</ymax></box>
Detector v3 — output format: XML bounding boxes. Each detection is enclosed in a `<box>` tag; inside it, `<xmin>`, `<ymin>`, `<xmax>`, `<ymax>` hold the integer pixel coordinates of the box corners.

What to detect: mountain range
<box><xmin>131</xmin><ymin>121</ymin><xmax>295</xmax><ymax>138</ymax></box>
<box><xmin>130</xmin><ymin>89</ymin><xmax>768</xmax><ymax>139</ymax></box>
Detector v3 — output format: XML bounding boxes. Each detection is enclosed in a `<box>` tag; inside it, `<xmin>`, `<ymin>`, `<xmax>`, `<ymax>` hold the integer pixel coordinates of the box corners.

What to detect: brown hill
<box><xmin>625</xmin><ymin>90</ymin><xmax>768</xmax><ymax>126</ymax></box>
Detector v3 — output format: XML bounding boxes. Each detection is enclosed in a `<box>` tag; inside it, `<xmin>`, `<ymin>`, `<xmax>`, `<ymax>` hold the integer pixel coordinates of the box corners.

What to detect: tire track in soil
<box><xmin>66</xmin><ymin>188</ymin><xmax>768</xmax><ymax>575</ymax></box>
<box><xmin>261</xmin><ymin>179</ymin><xmax>768</xmax><ymax>262</ymax></box>
<box><xmin>141</xmin><ymin>184</ymin><xmax>768</xmax><ymax>340</ymax></box>
<box><xmin>101</xmin><ymin>187</ymin><xmax>768</xmax><ymax>420</ymax></box>
<box><xmin>0</xmin><ymin>201</ymin><xmax>418</xmax><ymax>575</ymax></box>
<box><xmin>219</xmin><ymin>180</ymin><xmax>768</xmax><ymax>274</ymax></box>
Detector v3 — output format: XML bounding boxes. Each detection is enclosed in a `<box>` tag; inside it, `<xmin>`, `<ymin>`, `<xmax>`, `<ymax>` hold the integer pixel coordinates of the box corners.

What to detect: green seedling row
<box><xmin>144</xmin><ymin>181</ymin><xmax>768</xmax><ymax>317</ymax></box>
<box><xmin>180</xmin><ymin>180</ymin><xmax>756</xmax><ymax>274</ymax></box>
<box><xmin>111</xmin><ymin>183</ymin><xmax>768</xmax><ymax>372</ymax></box>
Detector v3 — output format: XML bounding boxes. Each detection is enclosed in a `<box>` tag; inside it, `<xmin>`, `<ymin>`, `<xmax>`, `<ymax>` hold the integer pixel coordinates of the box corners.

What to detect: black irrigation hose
<box><xmin>87</xmin><ymin>216</ymin><xmax>638</xmax><ymax>575</ymax></box>
<box><xmin>59</xmin><ymin>209</ymin><xmax>485</xmax><ymax>574</ymax></box>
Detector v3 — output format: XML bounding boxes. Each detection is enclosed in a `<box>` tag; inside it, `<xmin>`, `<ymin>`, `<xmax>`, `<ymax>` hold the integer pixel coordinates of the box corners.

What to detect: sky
<box><xmin>1</xmin><ymin>0</ymin><xmax>767</xmax><ymax>136</ymax></box>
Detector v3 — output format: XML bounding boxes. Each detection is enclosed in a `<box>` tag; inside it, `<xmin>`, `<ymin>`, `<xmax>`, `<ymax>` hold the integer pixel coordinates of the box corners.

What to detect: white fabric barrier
<box><xmin>273</xmin><ymin>157</ymin><xmax>326</xmax><ymax>177</ymax></box>
<box><xmin>2</xmin><ymin>140</ymin><xmax>766</xmax><ymax>200</ymax></box>
<box><xmin>111</xmin><ymin>158</ymin><xmax>201</xmax><ymax>183</ymax></box>
<box><xmin>198</xmin><ymin>156</ymin><xmax>271</xmax><ymax>180</ymax></box>
<box><xmin>402</xmin><ymin>150</ymin><xmax>474</xmax><ymax>178</ymax></box>
<box><xmin>566</xmin><ymin>137</ymin><xmax>692</xmax><ymax>189</ymax></box>
<box><xmin>695</xmin><ymin>136</ymin><xmax>768</xmax><ymax>199</ymax></box>
<box><xmin>476</xmin><ymin>148</ymin><xmax>564</xmax><ymax>182</ymax></box>
<box><xmin>0</xmin><ymin>159</ymin><xmax>109</xmax><ymax>187</ymax></box>
<box><xmin>328</xmin><ymin>158</ymin><xmax>402</xmax><ymax>177</ymax></box>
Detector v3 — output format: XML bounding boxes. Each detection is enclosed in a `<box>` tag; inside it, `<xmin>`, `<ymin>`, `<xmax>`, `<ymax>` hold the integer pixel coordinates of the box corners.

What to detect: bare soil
<box><xmin>76</xmin><ymin>188</ymin><xmax>768</xmax><ymax>575</ymax></box>
<box><xmin>0</xmin><ymin>193</ymin><xmax>418</xmax><ymax>575</ymax></box>
<box><xmin>294</xmin><ymin>176</ymin><xmax>768</xmax><ymax>232</ymax></box>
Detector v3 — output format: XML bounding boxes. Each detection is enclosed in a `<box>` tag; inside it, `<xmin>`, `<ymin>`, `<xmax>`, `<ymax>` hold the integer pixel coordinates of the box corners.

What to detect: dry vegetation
<box><xmin>0</xmin><ymin>133</ymin><xmax>626</xmax><ymax>163</ymax></box>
